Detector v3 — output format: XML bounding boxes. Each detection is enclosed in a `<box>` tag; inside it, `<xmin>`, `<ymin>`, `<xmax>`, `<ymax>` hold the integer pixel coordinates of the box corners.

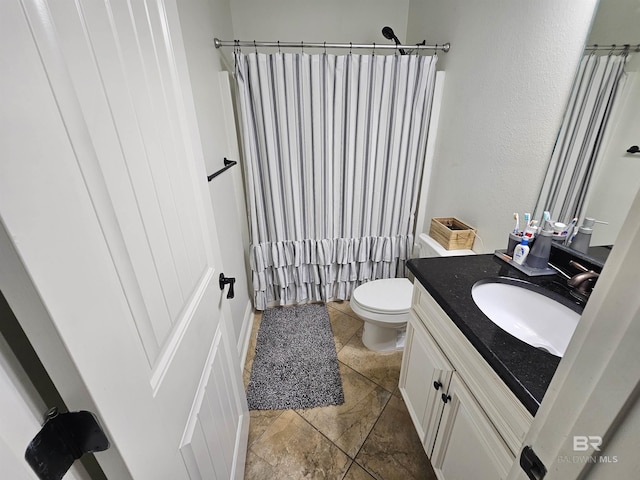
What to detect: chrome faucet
<box><xmin>567</xmin><ymin>260</ymin><xmax>600</xmax><ymax>301</ymax></box>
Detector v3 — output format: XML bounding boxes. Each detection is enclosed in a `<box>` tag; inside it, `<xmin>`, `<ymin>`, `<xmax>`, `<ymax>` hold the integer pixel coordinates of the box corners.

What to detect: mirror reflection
<box><xmin>535</xmin><ymin>0</ymin><xmax>640</xmax><ymax>260</ymax></box>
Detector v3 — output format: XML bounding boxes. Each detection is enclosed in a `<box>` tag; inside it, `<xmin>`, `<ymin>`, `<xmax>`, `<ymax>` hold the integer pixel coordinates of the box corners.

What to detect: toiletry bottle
<box><xmin>570</xmin><ymin>217</ymin><xmax>596</xmax><ymax>254</ymax></box>
<box><xmin>513</xmin><ymin>237</ymin><xmax>530</xmax><ymax>265</ymax></box>
<box><xmin>526</xmin><ymin>222</ymin><xmax>553</xmax><ymax>269</ymax></box>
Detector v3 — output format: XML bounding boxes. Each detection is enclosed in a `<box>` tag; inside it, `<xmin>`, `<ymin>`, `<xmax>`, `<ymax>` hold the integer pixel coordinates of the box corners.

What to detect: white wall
<box><xmin>407</xmin><ymin>0</ymin><xmax>598</xmax><ymax>251</ymax></box>
<box><xmin>230</xmin><ymin>0</ymin><xmax>410</xmax><ymax>48</ymax></box>
<box><xmin>588</xmin><ymin>0</ymin><xmax>640</xmax><ymax>49</ymax></box>
<box><xmin>176</xmin><ymin>0</ymin><xmax>252</xmax><ymax>348</ymax></box>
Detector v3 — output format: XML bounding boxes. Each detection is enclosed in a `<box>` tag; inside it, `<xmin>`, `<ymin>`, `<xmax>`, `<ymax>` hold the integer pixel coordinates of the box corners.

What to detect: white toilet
<box><xmin>351</xmin><ymin>233</ymin><xmax>475</xmax><ymax>352</ymax></box>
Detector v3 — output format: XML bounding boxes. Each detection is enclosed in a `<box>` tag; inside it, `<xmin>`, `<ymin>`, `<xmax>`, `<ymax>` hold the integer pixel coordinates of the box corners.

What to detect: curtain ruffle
<box><xmin>251</xmin><ymin>235</ymin><xmax>412</xmax><ymax>310</ymax></box>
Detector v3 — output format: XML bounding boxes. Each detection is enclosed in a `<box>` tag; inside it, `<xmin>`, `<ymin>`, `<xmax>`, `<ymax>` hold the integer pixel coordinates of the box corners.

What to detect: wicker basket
<box><xmin>429</xmin><ymin>217</ymin><xmax>476</xmax><ymax>250</ymax></box>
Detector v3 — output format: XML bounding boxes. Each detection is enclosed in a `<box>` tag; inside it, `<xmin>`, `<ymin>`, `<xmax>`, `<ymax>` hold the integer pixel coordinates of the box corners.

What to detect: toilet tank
<box><xmin>416</xmin><ymin>233</ymin><xmax>475</xmax><ymax>258</ymax></box>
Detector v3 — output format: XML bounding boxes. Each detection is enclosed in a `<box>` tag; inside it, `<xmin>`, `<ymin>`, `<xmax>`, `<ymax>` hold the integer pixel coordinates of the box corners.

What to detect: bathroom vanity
<box><xmin>400</xmin><ymin>255</ymin><xmax>585</xmax><ymax>479</ymax></box>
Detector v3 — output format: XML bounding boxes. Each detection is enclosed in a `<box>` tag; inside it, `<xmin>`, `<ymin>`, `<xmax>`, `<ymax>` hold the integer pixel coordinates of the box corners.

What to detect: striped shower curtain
<box><xmin>235</xmin><ymin>52</ymin><xmax>438</xmax><ymax>309</ymax></box>
<box><xmin>535</xmin><ymin>52</ymin><xmax>628</xmax><ymax>223</ymax></box>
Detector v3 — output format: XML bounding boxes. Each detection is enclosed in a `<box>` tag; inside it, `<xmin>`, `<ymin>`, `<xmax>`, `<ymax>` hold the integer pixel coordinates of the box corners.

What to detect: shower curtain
<box><xmin>535</xmin><ymin>52</ymin><xmax>628</xmax><ymax>224</ymax></box>
<box><xmin>235</xmin><ymin>52</ymin><xmax>438</xmax><ymax>309</ymax></box>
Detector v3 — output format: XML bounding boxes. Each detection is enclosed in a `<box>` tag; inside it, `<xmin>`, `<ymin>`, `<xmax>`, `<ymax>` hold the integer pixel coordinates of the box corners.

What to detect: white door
<box><xmin>0</xmin><ymin>0</ymin><xmax>248</xmax><ymax>478</ymax></box>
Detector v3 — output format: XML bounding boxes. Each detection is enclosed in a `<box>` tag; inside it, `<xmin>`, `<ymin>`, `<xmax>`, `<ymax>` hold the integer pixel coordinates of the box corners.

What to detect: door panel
<box><xmin>399</xmin><ymin>318</ymin><xmax>454</xmax><ymax>455</ymax></box>
<box><xmin>0</xmin><ymin>0</ymin><xmax>248</xmax><ymax>478</ymax></box>
<box><xmin>432</xmin><ymin>374</ymin><xmax>513</xmax><ymax>480</ymax></box>
<box><xmin>46</xmin><ymin>0</ymin><xmax>212</xmax><ymax>363</ymax></box>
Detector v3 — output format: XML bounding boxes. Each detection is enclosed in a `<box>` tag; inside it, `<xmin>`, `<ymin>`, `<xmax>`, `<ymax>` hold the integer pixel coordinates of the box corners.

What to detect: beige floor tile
<box><xmin>329</xmin><ymin>309</ymin><xmax>363</xmax><ymax>353</ymax></box>
<box><xmin>355</xmin><ymin>395</ymin><xmax>436</xmax><ymax>480</ymax></box>
<box><xmin>244</xmin><ymin>311</ymin><xmax>262</xmax><ymax>373</ymax></box>
<box><xmin>247</xmin><ymin>409</ymin><xmax>284</xmax><ymax>447</ymax></box>
<box><xmin>327</xmin><ymin>300</ymin><xmax>359</xmax><ymax>319</ymax></box>
<box><xmin>244</xmin><ymin>448</ymin><xmax>292</xmax><ymax>480</ymax></box>
<box><xmin>343</xmin><ymin>461</ymin><xmax>376</xmax><ymax>480</ymax></box>
<box><xmin>250</xmin><ymin>410</ymin><xmax>351</xmax><ymax>479</ymax></box>
<box><xmin>297</xmin><ymin>362</ymin><xmax>391</xmax><ymax>458</ymax></box>
<box><xmin>243</xmin><ymin>367</ymin><xmax>251</xmax><ymax>390</ymax></box>
<box><xmin>337</xmin><ymin>328</ymin><xmax>403</xmax><ymax>393</ymax></box>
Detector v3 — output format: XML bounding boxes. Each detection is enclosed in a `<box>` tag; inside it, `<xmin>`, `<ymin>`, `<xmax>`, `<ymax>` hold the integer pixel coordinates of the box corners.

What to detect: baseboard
<box><xmin>237</xmin><ymin>301</ymin><xmax>253</xmax><ymax>371</ymax></box>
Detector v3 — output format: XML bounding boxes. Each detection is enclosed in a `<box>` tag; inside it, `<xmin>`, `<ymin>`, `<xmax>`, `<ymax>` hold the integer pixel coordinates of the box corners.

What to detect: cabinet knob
<box><xmin>433</xmin><ymin>380</ymin><xmax>442</xmax><ymax>391</ymax></box>
<box><xmin>441</xmin><ymin>393</ymin><xmax>451</xmax><ymax>404</ymax></box>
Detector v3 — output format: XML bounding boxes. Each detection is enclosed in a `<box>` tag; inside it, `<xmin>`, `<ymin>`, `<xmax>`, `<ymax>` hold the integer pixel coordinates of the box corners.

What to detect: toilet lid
<box><xmin>352</xmin><ymin>278</ymin><xmax>413</xmax><ymax>314</ymax></box>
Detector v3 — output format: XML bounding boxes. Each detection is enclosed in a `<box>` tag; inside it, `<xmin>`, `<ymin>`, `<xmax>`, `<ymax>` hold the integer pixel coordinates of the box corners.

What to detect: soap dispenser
<box><xmin>526</xmin><ymin>221</ymin><xmax>553</xmax><ymax>269</ymax></box>
<box><xmin>570</xmin><ymin>217</ymin><xmax>595</xmax><ymax>254</ymax></box>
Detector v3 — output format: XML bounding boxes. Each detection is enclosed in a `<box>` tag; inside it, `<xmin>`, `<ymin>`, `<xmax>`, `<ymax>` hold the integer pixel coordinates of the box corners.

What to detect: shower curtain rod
<box><xmin>213</xmin><ymin>38</ymin><xmax>450</xmax><ymax>52</ymax></box>
<box><xmin>586</xmin><ymin>43</ymin><xmax>640</xmax><ymax>52</ymax></box>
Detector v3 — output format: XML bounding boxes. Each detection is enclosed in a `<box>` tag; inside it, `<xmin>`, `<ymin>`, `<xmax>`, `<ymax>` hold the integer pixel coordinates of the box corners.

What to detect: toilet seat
<box><xmin>351</xmin><ymin>278</ymin><xmax>413</xmax><ymax>322</ymax></box>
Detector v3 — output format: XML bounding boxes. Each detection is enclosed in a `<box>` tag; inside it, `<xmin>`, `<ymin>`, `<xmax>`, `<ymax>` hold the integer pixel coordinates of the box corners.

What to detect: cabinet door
<box><xmin>431</xmin><ymin>373</ymin><xmax>514</xmax><ymax>480</ymax></box>
<box><xmin>399</xmin><ymin>317</ymin><xmax>454</xmax><ymax>455</ymax></box>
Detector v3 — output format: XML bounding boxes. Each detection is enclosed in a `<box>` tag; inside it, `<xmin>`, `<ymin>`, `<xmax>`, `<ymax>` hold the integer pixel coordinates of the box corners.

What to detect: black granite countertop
<box><xmin>407</xmin><ymin>254</ymin><xmax>585</xmax><ymax>416</ymax></box>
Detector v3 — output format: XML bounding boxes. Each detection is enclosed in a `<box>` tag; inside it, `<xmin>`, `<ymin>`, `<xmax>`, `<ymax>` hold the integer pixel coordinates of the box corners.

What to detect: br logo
<box><xmin>573</xmin><ymin>436</ymin><xmax>602</xmax><ymax>452</ymax></box>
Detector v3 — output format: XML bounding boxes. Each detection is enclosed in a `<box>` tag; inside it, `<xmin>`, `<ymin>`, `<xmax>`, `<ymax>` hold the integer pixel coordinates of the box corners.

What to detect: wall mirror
<box><xmin>536</xmin><ymin>0</ymin><xmax>640</xmax><ymax>266</ymax></box>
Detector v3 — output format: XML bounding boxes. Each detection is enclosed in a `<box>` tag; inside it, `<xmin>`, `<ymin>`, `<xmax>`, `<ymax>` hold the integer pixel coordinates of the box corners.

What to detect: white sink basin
<box><xmin>471</xmin><ymin>280</ymin><xmax>580</xmax><ymax>357</ymax></box>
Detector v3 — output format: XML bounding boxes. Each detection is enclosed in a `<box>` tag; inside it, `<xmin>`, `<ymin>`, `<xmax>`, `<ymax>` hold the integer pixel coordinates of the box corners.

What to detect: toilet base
<box><xmin>362</xmin><ymin>322</ymin><xmax>406</xmax><ymax>352</ymax></box>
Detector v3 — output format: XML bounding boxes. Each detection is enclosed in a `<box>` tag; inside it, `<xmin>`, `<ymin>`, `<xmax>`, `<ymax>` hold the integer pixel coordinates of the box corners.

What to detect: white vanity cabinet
<box><xmin>400</xmin><ymin>320</ymin><xmax>453</xmax><ymax>454</ymax></box>
<box><xmin>430</xmin><ymin>372</ymin><xmax>513</xmax><ymax>479</ymax></box>
<box><xmin>399</xmin><ymin>281</ymin><xmax>534</xmax><ymax>480</ymax></box>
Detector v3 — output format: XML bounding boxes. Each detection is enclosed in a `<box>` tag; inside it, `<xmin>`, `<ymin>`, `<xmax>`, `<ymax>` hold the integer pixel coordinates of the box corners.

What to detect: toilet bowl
<box><xmin>351</xmin><ymin>233</ymin><xmax>476</xmax><ymax>352</ymax></box>
<box><xmin>351</xmin><ymin>278</ymin><xmax>413</xmax><ymax>352</ymax></box>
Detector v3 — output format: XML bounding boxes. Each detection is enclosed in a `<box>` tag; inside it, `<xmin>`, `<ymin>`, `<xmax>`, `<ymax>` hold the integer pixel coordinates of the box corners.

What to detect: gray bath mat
<box><xmin>246</xmin><ymin>304</ymin><xmax>345</xmax><ymax>410</ymax></box>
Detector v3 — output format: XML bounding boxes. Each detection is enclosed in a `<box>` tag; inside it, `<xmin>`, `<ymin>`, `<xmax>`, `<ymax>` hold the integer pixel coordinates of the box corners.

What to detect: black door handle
<box><xmin>219</xmin><ymin>273</ymin><xmax>236</xmax><ymax>299</ymax></box>
<box><xmin>25</xmin><ymin>407</ymin><xmax>109</xmax><ymax>480</ymax></box>
<box><xmin>441</xmin><ymin>393</ymin><xmax>451</xmax><ymax>404</ymax></box>
<box><xmin>433</xmin><ymin>380</ymin><xmax>442</xmax><ymax>390</ymax></box>
<box><xmin>520</xmin><ymin>446</ymin><xmax>547</xmax><ymax>479</ymax></box>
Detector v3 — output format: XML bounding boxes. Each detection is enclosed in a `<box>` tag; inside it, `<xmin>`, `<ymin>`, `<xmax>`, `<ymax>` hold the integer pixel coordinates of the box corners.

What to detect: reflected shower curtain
<box><xmin>235</xmin><ymin>52</ymin><xmax>437</xmax><ymax>309</ymax></box>
<box><xmin>535</xmin><ymin>53</ymin><xmax>627</xmax><ymax>223</ymax></box>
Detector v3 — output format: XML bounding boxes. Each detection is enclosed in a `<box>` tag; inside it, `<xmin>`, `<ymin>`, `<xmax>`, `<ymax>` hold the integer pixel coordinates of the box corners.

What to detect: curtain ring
<box><xmin>323</xmin><ymin>41</ymin><xmax>326</xmax><ymax>55</ymax></box>
<box><xmin>372</xmin><ymin>42</ymin><xmax>375</xmax><ymax>56</ymax></box>
<box><xmin>301</xmin><ymin>41</ymin><xmax>304</xmax><ymax>54</ymax></box>
<box><xmin>253</xmin><ymin>40</ymin><xmax>257</xmax><ymax>54</ymax></box>
<box><xmin>349</xmin><ymin>42</ymin><xmax>352</xmax><ymax>55</ymax></box>
<box><xmin>278</xmin><ymin>40</ymin><xmax>281</xmax><ymax>54</ymax></box>
<box><xmin>608</xmin><ymin>44</ymin><xmax>616</xmax><ymax>56</ymax></box>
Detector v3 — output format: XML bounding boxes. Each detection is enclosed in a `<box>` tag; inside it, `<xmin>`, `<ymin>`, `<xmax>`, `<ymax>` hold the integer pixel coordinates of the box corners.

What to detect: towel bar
<box><xmin>207</xmin><ymin>158</ymin><xmax>238</xmax><ymax>181</ymax></box>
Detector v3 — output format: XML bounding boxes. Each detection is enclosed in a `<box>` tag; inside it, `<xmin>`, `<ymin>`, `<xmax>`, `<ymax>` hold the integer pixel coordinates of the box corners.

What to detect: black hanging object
<box><xmin>520</xmin><ymin>445</ymin><xmax>547</xmax><ymax>480</ymax></box>
<box><xmin>208</xmin><ymin>157</ymin><xmax>238</xmax><ymax>181</ymax></box>
<box><xmin>219</xmin><ymin>273</ymin><xmax>236</xmax><ymax>299</ymax></box>
<box><xmin>381</xmin><ymin>26</ymin><xmax>406</xmax><ymax>55</ymax></box>
<box><xmin>25</xmin><ymin>408</ymin><xmax>109</xmax><ymax>480</ymax></box>
<box><xmin>627</xmin><ymin>145</ymin><xmax>639</xmax><ymax>154</ymax></box>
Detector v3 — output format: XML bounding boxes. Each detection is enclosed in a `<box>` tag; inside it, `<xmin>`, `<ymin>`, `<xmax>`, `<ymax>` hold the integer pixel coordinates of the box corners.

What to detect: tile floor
<box><xmin>242</xmin><ymin>301</ymin><xmax>437</xmax><ymax>480</ymax></box>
